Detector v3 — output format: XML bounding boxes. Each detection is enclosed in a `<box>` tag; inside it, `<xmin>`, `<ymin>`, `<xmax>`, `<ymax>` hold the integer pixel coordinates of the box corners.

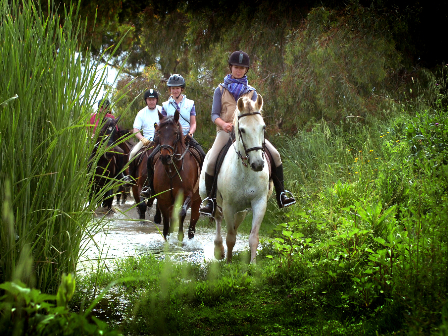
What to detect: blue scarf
<box><xmin>222</xmin><ymin>74</ymin><xmax>255</xmax><ymax>102</ymax></box>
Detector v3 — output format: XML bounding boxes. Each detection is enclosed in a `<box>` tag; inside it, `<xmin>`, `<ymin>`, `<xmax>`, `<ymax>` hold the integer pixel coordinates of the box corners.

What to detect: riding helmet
<box><xmin>98</xmin><ymin>98</ymin><xmax>110</xmax><ymax>109</ymax></box>
<box><xmin>143</xmin><ymin>88</ymin><xmax>159</xmax><ymax>102</ymax></box>
<box><xmin>228</xmin><ymin>50</ymin><xmax>250</xmax><ymax>67</ymax></box>
<box><xmin>167</xmin><ymin>74</ymin><xmax>186</xmax><ymax>88</ymax></box>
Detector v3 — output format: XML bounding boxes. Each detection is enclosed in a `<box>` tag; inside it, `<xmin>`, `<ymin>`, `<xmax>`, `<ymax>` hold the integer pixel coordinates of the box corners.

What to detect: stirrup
<box><xmin>279</xmin><ymin>190</ymin><xmax>296</xmax><ymax>208</ymax></box>
<box><xmin>141</xmin><ymin>186</ymin><xmax>151</xmax><ymax>199</ymax></box>
<box><xmin>199</xmin><ymin>197</ymin><xmax>215</xmax><ymax>217</ymax></box>
<box><xmin>121</xmin><ymin>175</ymin><xmax>133</xmax><ymax>183</ymax></box>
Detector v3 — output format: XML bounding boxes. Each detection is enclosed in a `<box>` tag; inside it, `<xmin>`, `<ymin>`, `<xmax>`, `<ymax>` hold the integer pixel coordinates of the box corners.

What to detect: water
<box><xmin>77</xmin><ymin>195</ymin><xmax>252</xmax><ymax>275</ymax></box>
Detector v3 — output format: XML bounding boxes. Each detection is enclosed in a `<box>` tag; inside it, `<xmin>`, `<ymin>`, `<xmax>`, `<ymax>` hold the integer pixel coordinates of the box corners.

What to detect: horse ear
<box><xmin>115</xmin><ymin>116</ymin><xmax>121</xmax><ymax>124</ymax></box>
<box><xmin>158</xmin><ymin>111</ymin><xmax>164</xmax><ymax>120</ymax></box>
<box><xmin>237</xmin><ymin>97</ymin><xmax>245</xmax><ymax>112</ymax></box>
<box><xmin>256</xmin><ymin>94</ymin><xmax>263</xmax><ymax>112</ymax></box>
<box><xmin>174</xmin><ymin>109</ymin><xmax>179</xmax><ymax>123</ymax></box>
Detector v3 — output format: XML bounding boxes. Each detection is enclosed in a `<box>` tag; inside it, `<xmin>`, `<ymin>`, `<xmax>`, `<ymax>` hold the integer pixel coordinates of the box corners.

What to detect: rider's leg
<box><xmin>143</xmin><ymin>144</ymin><xmax>160</xmax><ymax>198</ymax></box>
<box><xmin>128</xmin><ymin>141</ymin><xmax>143</xmax><ymax>178</ymax></box>
<box><xmin>114</xmin><ymin>146</ymin><xmax>131</xmax><ymax>182</ymax></box>
<box><xmin>186</xmin><ymin>136</ymin><xmax>206</xmax><ymax>169</ymax></box>
<box><xmin>265</xmin><ymin>140</ymin><xmax>296</xmax><ymax>208</ymax></box>
<box><xmin>200</xmin><ymin>131</ymin><xmax>230</xmax><ymax>216</ymax></box>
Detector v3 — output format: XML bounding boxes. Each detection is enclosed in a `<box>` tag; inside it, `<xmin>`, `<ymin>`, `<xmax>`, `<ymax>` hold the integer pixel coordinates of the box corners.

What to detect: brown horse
<box><xmin>129</xmin><ymin>145</ymin><xmax>162</xmax><ymax>223</ymax></box>
<box><xmin>89</xmin><ymin>116</ymin><xmax>126</xmax><ymax>211</ymax></box>
<box><xmin>115</xmin><ymin>129</ymin><xmax>134</xmax><ymax>204</ymax></box>
<box><xmin>153</xmin><ymin>110</ymin><xmax>201</xmax><ymax>241</ymax></box>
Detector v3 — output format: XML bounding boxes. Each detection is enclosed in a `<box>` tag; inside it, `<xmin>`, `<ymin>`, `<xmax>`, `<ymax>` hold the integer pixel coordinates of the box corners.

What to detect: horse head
<box><xmin>97</xmin><ymin>116</ymin><xmax>120</xmax><ymax>147</ymax></box>
<box><xmin>234</xmin><ymin>94</ymin><xmax>266</xmax><ymax>172</ymax></box>
<box><xmin>156</xmin><ymin>110</ymin><xmax>183</xmax><ymax>165</ymax></box>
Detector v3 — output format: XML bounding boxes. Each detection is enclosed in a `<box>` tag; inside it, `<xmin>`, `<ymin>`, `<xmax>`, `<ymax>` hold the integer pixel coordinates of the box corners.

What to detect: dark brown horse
<box><xmin>129</xmin><ymin>144</ymin><xmax>161</xmax><ymax>223</ymax></box>
<box><xmin>153</xmin><ymin>110</ymin><xmax>201</xmax><ymax>241</ymax></box>
<box><xmin>89</xmin><ymin>116</ymin><xmax>126</xmax><ymax>211</ymax></box>
<box><xmin>115</xmin><ymin>129</ymin><xmax>134</xmax><ymax>204</ymax></box>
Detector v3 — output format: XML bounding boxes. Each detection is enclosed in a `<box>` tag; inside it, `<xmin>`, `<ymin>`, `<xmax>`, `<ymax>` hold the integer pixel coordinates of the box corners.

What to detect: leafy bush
<box><xmin>0</xmin><ymin>274</ymin><xmax>120</xmax><ymax>335</ymax></box>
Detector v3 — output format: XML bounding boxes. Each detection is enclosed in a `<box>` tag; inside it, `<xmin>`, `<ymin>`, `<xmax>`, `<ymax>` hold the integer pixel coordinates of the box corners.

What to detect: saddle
<box><xmin>129</xmin><ymin>145</ymin><xmax>152</xmax><ymax>179</ymax></box>
<box><xmin>214</xmin><ymin>136</ymin><xmax>273</xmax><ymax>179</ymax></box>
<box><xmin>149</xmin><ymin>142</ymin><xmax>203</xmax><ymax>171</ymax></box>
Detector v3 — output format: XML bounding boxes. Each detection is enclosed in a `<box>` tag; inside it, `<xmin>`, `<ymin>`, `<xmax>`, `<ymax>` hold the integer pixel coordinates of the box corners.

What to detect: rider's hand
<box><xmin>223</xmin><ymin>123</ymin><xmax>233</xmax><ymax>133</ymax></box>
<box><xmin>141</xmin><ymin>137</ymin><xmax>150</xmax><ymax>146</ymax></box>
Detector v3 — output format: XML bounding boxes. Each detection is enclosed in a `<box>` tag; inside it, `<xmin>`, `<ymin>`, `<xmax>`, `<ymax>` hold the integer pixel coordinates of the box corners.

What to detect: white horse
<box><xmin>199</xmin><ymin>94</ymin><xmax>273</xmax><ymax>263</ymax></box>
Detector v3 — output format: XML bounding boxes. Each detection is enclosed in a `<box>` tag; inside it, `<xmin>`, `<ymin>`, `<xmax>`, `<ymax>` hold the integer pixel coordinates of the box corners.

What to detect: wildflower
<box><xmin>355</xmin><ymin>172</ymin><xmax>358</xmax><ymax>174</ymax></box>
<box><xmin>396</xmin><ymin>140</ymin><xmax>400</xmax><ymax>142</ymax></box>
<box><xmin>369</xmin><ymin>150</ymin><xmax>373</xmax><ymax>152</ymax></box>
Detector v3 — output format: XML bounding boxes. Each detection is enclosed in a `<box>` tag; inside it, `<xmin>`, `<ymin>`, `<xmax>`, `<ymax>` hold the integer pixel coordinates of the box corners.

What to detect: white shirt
<box><xmin>133</xmin><ymin>105</ymin><xmax>161</xmax><ymax>141</ymax></box>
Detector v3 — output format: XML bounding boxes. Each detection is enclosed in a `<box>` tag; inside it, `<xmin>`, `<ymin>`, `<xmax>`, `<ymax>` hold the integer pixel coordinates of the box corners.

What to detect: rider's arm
<box><xmin>189</xmin><ymin>116</ymin><xmax>197</xmax><ymax>135</ymax></box>
<box><xmin>133</xmin><ymin>128</ymin><xmax>144</xmax><ymax>141</ymax></box>
<box><xmin>211</xmin><ymin>87</ymin><xmax>233</xmax><ymax>133</ymax></box>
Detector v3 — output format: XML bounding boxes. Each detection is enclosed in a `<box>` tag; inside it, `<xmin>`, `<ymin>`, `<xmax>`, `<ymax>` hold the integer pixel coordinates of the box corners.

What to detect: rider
<box><xmin>128</xmin><ymin>88</ymin><xmax>162</xmax><ymax>178</ymax></box>
<box><xmin>90</xmin><ymin>98</ymin><xmax>130</xmax><ymax>181</ymax></box>
<box><xmin>89</xmin><ymin>98</ymin><xmax>115</xmax><ymax>135</ymax></box>
<box><xmin>199</xmin><ymin>50</ymin><xmax>296</xmax><ymax>216</ymax></box>
<box><xmin>145</xmin><ymin>74</ymin><xmax>206</xmax><ymax>197</ymax></box>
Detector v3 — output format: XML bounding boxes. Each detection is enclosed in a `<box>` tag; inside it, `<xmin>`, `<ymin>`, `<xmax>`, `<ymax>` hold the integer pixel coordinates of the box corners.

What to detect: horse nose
<box><xmin>251</xmin><ymin>160</ymin><xmax>264</xmax><ymax>172</ymax></box>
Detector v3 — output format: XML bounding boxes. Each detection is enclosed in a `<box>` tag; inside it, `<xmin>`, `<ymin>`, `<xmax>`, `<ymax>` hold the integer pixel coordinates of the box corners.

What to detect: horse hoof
<box><xmin>214</xmin><ymin>246</ymin><xmax>225</xmax><ymax>260</ymax></box>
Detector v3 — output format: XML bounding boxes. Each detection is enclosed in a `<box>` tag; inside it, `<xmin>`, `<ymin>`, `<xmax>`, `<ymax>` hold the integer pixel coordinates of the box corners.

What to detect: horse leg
<box><xmin>178</xmin><ymin>196</ymin><xmax>192</xmax><ymax>242</ymax></box>
<box><xmin>137</xmin><ymin>196</ymin><xmax>147</xmax><ymax>221</ymax></box>
<box><xmin>116</xmin><ymin>188</ymin><xmax>121</xmax><ymax>205</ymax></box>
<box><xmin>188</xmin><ymin>197</ymin><xmax>200</xmax><ymax>239</ymax></box>
<box><xmin>214</xmin><ymin>209</ymin><xmax>225</xmax><ymax>260</ymax></box>
<box><xmin>249</xmin><ymin>199</ymin><xmax>268</xmax><ymax>263</ymax></box>
<box><xmin>103</xmin><ymin>190</ymin><xmax>114</xmax><ymax>214</ymax></box>
<box><xmin>224</xmin><ymin>208</ymin><xmax>246</xmax><ymax>263</ymax></box>
<box><xmin>122</xmin><ymin>187</ymin><xmax>128</xmax><ymax>204</ymax></box>
<box><xmin>161</xmin><ymin>208</ymin><xmax>170</xmax><ymax>240</ymax></box>
<box><xmin>154</xmin><ymin>203</ymin><xmax>161</xmax><ymax>224</ymax></box>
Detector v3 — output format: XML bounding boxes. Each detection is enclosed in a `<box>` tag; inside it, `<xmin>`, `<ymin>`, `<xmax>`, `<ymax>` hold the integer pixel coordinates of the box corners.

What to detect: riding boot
<box><xmin>142</xmin><ymin>150</ymin><xmax>156</xmax><ymax>199</ymax></box>
<box><xmin>199</xmin><ymin>173</ymin><xmax>216</xmax><ymax>216</ymax></box>
<box><xmin>273</xmin><ymin>164</ymin><xmax>296</xmax><ymax>208</ymax></box>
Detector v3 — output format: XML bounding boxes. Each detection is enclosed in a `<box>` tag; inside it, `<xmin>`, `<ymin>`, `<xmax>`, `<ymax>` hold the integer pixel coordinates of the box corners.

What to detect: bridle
<box><xmin>234</xmin><ymin>111</ymin><xmax>265</xmax><ymax>167</ymax></box>
<box><xmin>157</xmin><ymin>121</ymin><xmax>189</xmax><ymax>170</ymax></box>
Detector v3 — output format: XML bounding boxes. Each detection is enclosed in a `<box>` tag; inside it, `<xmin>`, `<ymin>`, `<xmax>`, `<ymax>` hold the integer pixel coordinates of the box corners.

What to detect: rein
<box><xmin>158</xmin><ymin>121</ymin><xmax>188</xmax><ymax>180</ymax></box>
<box><xmin>235</xmin><ymin>111</ymin><xmax>265</xmax><ymax>167</ymax></box>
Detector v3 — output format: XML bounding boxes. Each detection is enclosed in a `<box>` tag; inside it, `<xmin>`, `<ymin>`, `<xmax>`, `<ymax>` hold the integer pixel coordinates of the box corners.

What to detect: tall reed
<box><xmin>0</xmin><ymin>0</ymin><xmax>113</xmax><ymax>293</ymax></box>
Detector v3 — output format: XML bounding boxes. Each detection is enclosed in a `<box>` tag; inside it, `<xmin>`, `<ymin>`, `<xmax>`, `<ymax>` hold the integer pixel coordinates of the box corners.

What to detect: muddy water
<box><xmin>77</xmin><ymin>194</ymin><xmax>252</xmax><ymax>274</ymax></box>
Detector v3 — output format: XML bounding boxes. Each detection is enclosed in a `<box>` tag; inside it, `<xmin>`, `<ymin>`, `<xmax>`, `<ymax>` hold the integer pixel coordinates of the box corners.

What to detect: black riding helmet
<box><xmin>98</xmin><ymin>98</ymin><xmax>110</xmax><ymax>109</ymax></box>
<box><xmin>143</xmin><ymin>88</ymin><xmax>159</xmax><ymax>102</ymax></box>
<box><xmin>228</xmin><ymin>50</ymin><xmax>250</xmax><ymax>68</ymax></box>
<box><xmin>167</xmin><ymin>74</ymin><xmax>186</xmax><ymax>88</ymax></box>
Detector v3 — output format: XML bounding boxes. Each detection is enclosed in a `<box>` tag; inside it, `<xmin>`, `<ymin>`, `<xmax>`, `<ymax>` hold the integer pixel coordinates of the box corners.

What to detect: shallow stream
<box><xmin>76</xmin><ymin>194</ymin><xmax>251</xmax><ymax>275</ymax></box>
